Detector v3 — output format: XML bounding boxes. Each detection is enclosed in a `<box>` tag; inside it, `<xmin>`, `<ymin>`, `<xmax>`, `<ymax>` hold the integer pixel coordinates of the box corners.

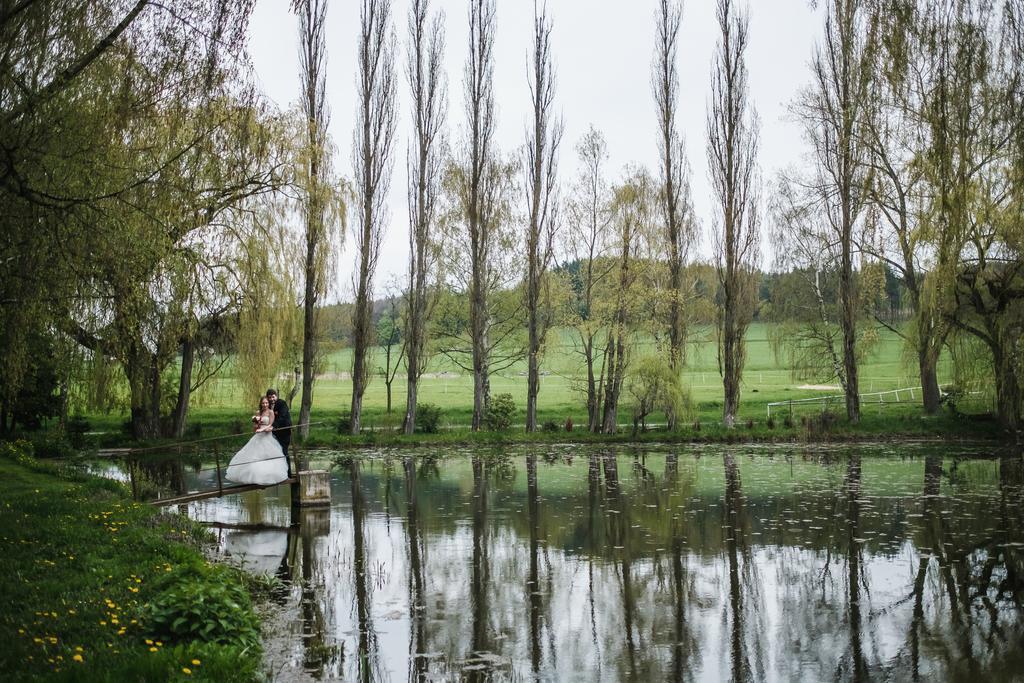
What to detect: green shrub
<box><xmin>142</xmin><ymin>565</ymin><xmax>260</xmax><ymax>650</ymax></box>
<box><xmin>415</xmin><ymin>403</ymin><xmax>442</xmax><ymax>433</ymax></box>
<box><xmin>0</xmin><ymin>439</ymin><xmax>35</xmax><ymax>465</ymax></box>
<box><xmin>66</xmin><ymin>414</ymin><xmax>92</xmax><ymax>448</ymax></box>
<box><xmin>541</xmin><ymin>419</ymin><xmax>560</xmax><ymax>432</ymax></box>
<box><xmin>27</xmin><ymin>431</ymin><xmax>75</xmax><ymax>459</ymax></box>
<box><xmin>483</xmin><ymin>393</ymin><xmax>516</xmax><ymax>431</ymax></box>
<box><xmin>336</xmin><ymin>413</ymin><xmax>353</xmax><ymax>434</ymax></box>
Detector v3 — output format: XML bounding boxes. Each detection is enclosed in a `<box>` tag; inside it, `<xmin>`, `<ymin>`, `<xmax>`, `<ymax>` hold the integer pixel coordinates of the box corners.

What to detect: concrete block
<box><xmin>296</xmin><ymin>469</ymin><xmax>331</xmax><ymax>507</ymax></box>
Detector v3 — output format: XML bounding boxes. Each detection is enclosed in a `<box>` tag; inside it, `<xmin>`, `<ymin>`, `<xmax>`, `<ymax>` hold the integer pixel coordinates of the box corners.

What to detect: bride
<box><xmin>225</xmin><ymin>396</ymin><xmax>289</xmax><ymax>486</ymax></box>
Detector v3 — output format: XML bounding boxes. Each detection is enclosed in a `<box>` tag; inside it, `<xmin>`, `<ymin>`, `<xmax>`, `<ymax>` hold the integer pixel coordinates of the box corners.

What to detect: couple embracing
<box><xmin>225</xmin><ymin>388</ymin><xmax>293</xmax><ymax>486</ymax></box>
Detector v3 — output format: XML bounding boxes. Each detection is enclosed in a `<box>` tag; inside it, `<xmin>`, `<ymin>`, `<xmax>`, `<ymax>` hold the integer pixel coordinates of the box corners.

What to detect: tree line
<box><xmin>1</xmin><ymin>0</ymin><xmax>1021</xmax><ymax>440</ymax></box>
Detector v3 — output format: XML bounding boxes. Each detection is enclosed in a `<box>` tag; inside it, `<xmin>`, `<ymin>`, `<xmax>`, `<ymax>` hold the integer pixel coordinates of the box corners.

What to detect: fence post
<box><xmin>128</xmin><ymin>455</ymin><xmax>138</xmax><ymax>501</ymax></box>
<box><xmin>214</xmin><ymin>447</ymin><xmax>223</xmax><ymax>495</ymax></box>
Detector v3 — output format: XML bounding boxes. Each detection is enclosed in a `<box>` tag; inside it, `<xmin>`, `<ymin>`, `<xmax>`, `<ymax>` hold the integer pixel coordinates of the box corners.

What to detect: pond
<box><xmin>132</xmin><ymin>443</ymin><xmax>1024</xmax><ymax>681</ymax></box>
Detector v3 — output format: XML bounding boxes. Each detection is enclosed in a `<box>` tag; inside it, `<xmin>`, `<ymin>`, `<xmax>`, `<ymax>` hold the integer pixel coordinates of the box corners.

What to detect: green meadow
<box><xmin>164</xmin><ymin>322</ymin><xmax>960</xmax><ymax>433</ymax></box>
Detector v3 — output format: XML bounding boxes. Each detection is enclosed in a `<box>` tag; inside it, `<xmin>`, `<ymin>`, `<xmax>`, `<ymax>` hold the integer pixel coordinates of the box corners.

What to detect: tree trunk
<box><xmin>601</xmin><ymin>328</ymin><xmax>625</xmax><ymax>434</ymax></box>
<box><xmin>470</xmin><ymin>280</ymin><xmax>489</xmax><ymax>431</ymax></box>
<box><xmin>585</xmin><ymin>337</ymin><xmax>600</xmax><ymax>433</ymax></box>
<box><xmin>918</xmin><ymin>345</ymin><xmax>942</xmax><ymax>416</ymax></box>
<box><xmin>526</xmin><ymin>319</ymin><xmax>540</xmax><ymax>432</ymax></box>
<box><xmin>403</xmin><ymin>371</ymin><xmax>418</xmax><ymax>435</ymax></box>
<box><xmin>350</xmin><ymin>278</ymin><xmax>371</xmax><ymax>435</ymax></box>
<box><xmin>722</xmin><ymin>302</ymin><xmax>740</xmax><ymax>429</ymax></box>
<box><xmin>994</xmin><ymin>343</ymin><xmax>1022</xmax><ymax>433</ymax></box>
<box><xmin>840</xmin><ymin>238</ymin><xmax>860</xmax><ymax>423</ymax></box>
<box><xmin>127</xmin><ymin>351</ymin><xmax>161</xmax><ymax>440</ymax></box>
<box><xmin>299</xmin><ymin>284</ymin><xmax>317</xmax><ymax>440</ymax></box>
<box><xmin>170</xmin><ymin>339</ymin><xmax>195</xmax><ymax>438</ymax></box>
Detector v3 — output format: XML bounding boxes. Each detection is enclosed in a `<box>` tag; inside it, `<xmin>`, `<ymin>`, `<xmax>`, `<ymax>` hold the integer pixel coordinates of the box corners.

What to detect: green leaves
<box><xmin>142</xmin><ymin>565</ymin><xmax>260</xmax><ymax>651</ymax></box>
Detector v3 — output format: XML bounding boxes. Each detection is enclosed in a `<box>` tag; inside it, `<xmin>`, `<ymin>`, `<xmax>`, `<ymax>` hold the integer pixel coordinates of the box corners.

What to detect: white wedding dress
<box><xmin>225</xmin><ymin>415</ymin><xmax>288</xmax><ymax>486</ymax></box>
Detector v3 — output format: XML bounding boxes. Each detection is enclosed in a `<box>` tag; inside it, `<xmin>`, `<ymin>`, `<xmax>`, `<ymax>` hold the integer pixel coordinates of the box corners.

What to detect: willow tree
<box><xmin>707</xmin><ymin>0</ymin><xmax>760</xmax><ymax>428</ymax></box>
<box><xmin>652</xmin><ymin>0</ymin><xmax>694</xmax><ymax>417</ymax></box>
<box><xmin>859</xmin><ymin>0</ymin><xmax>948</xmax><ymax>414</ymax></box>
<box><xmin>523</xmin><ymin>1</ymin><xmax>563</xmax><ymax>432</ymax></box>
<box><xmin>235</xmin><ymin>204</ymin><xmax>303</xmax><ymax>409</ymax></box>
<box><xmin>350</xmin><ymin>0</ymin><xmax>397</xmax><ymax>435</ymax></box>
<box><xmin>789</xmin><ymin>0</ymin><xmax>875</xmax><ymax>423</ymax></box>
<box><xmin>922</xmin><ymin>0</ymin><xmax>1024</xmax><ymax>431</ymax></box>
<box><xmin>0</xmin><ymin>1</ymin><xmax>259</xmax><ymax>431</ymax></box>
<box><xmin>403</xmin><ymin>0</ymin><xmax>447</xmax><ymax>435</ymax></box>
<box><xmin>294</xmin><ymin>0</ymin><xmax>338</xmax><ymax>440</ymax></box>
<box><xmin>565</xmin><ymin>127</ymin><xmax>615</xmax><ymax>432</ymax></box>
<box><xmin>601</xmin><ymin>168</ymin><xmax>654</xmax><ymax>434</ymax></box>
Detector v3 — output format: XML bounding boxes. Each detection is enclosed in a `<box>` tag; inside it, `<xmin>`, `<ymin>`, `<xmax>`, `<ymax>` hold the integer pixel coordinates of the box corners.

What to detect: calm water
<box><xmin>145</xmin><ymin>444</ymin><xmax>1024</xmax><ymax>681</ymax></box>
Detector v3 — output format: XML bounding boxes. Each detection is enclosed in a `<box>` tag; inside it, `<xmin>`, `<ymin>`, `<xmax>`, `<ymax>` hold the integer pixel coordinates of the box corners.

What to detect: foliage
<box><xmin>0</xmin><ymin>439</ymin><xmax>36</xmax><ymax>466</ymax></box>
<box><xmin>143</xmin><ymin>565</ymin><xmax>260</xmax><ymax>650</ymax></box>
<box><xmin>0</xmin><ymin>456</ymin><xmax>260</xmax><ymax>680</ymax></box>
<box><xmin>415</xmin><ymin>403</ymin><xmax>443</xmax><ymax>434</ymax></box>
<box><xmin>336</xmin><ymin>413</ymin><xmax>353</xmax><ymax>434</ymax></box>
<box><xmin>483</xmin><ymin>393</ymin><xmax>516</xmax><ymax>431</ymax></box>
<box><xmin>625</xmin><ymin>356</ymin><xmax>691</xmax><ymax>432</ymax></box>
<box><xmin>66</xmin><ymin>415</ymin><xmax>93</xmax><ymax>449</ymax></box>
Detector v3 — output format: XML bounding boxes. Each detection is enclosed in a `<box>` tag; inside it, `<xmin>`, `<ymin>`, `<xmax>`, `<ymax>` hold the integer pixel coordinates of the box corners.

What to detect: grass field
<box><xmin>169</xmin><ymin>322</ymin><xmax>960</xmax><ymax>432</ymax></box>
<box><xmin>0</xmin><ymin>443</ymin><xmax>263</xmax><ymax>681</ymax></box>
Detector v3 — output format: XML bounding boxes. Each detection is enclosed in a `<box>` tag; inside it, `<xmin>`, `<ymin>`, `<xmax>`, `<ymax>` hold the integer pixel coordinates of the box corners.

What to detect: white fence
<box><xmin>766</xmin><ymin>387</ymin><xmax>926</xmax><ymax>419</ymax></box>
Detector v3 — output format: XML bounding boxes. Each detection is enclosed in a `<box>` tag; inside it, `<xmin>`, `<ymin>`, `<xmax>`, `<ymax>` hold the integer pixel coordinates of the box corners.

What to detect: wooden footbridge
<box><xmin>95</xmin><ymin>422</ymin><xmax>329</xmax><ymax>507</ymax></box>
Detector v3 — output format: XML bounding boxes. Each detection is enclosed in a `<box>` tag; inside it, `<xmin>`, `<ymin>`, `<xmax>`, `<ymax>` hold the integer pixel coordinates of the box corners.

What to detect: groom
<box><xmin>266</xmin><ymin>388</ymin><xmax>293</xmax><ymax>478</ymax></box>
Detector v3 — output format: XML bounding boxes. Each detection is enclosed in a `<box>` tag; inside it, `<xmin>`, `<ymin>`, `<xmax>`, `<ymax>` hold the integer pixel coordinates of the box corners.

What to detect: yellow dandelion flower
<box><xmin>155</xmin><ymin>641</ymin><xmax>163</xmax><ymax>647</ymax></box>
<box><xmin>191</xmin><ymin>659</ymin><xmax>201</xmax><ymax>665</ymax></box>
<box><xmin>182</xmin><ymin>667</ymin><xmax>192</xmax><ymax>675</ymax></box>
<box><xmin>144</xmin><ymin>639</ymin><xmax>153</xmax><ymax>645</ymax></box>
<box><xmin>149</xmin><ymin>647</ymin><xmax>158</xmax><ymax>653</ymax></box>
<box><xmin>72</xmin><ymin>654</ymin><xmax>83</xmax><ymax>663</ymax></box>
<box><xmin>74</xmin><ymin>646</ymin><xmax>83</xmax><ymax>652</ymax></box>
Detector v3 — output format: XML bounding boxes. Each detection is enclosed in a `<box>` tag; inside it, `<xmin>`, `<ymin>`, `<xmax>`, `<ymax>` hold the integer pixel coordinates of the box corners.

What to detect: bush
<box><xmin>0</xmin><ymin>439</ymin><xmax>35</xmax><ymax>465</ymax></box>
<box><xmin>483</xmin><ymin>393</ymin><xmax>516</xmax><ymax>431</ymax></box>
<box><xmin>335</xmin><ymin>413</ymin><xmax>353</xmax><ymax>434</ymax></box>
<box><xmin>66</xmin><ymin>414</ymin><xmax>92</xmax><ymax>448</ymax></box>
<box><xmin>415</xmin><ymin>403</ymin><xmax>442</xmax><ymax>434</ymax></box>
<box><xmin>766</xmin><ymin>416</ymin><xmax>776</xmax><ymax>429</ymax></box>
<box><xmin>28</xmin><ymin>432</ymin><xmax>75</xmax><ymax>459</ymax></box>
<box><xmin>541</xmin><ymin>419</ymin><xmax>560</xmax><ymax>432</ymax></box>
<box><xmin>143</xmin><ymin>565</ymin><xmax>260</xmax><ymax>650</ymax></box>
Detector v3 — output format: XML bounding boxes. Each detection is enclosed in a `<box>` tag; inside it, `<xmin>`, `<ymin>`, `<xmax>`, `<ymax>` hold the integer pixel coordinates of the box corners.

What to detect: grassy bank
<box><xmin>77</xmin><ymin>409</ymin><xmax>1007</xmax><ymax>457</ymax></box>
<box><xmin>0</xmin><ymin>442</ymin><xmax>263</xmax><ymax>682</ymax></box>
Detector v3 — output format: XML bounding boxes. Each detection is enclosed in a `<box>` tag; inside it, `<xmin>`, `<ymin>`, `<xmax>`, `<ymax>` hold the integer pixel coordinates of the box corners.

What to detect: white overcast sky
<box><xmin>247</xmin><ymin>1</ymin><xmax>824</xmax><ymax>303</ymax></box>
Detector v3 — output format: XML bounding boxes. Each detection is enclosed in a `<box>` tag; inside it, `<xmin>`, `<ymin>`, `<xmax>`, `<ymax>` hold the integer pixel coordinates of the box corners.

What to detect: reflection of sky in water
<box><xmin>156</xmin><ymin>445</ymin><xmax>1024</xmax><ymax>681</ymax></box>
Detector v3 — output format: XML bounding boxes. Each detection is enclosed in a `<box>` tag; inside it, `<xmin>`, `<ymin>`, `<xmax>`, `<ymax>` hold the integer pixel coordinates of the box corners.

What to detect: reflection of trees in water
<box><xmin>253</xmin><ymin>448</ymin><xmax>1024</xmax><ymax>680</ymax></box>
<box><xmin>844</xmin><ymin>454</ymin><xmax>867</xmax><ymax>681</ymax></box>
<box><xmin>350</xmin><ymin>460</ymin><xmax>381</xmax><ymax>683</ymax></box>
<box><xmin>404</xmin><ymin>457</ymin><xmax>428</xmax><ymax>681</ymax></box>
<box><xmin>722</xmin><ymin>453</ymin><xmax>767</xmax><ymax>682</ymax></box>
<box><xmin>587</xmin><ymin>454</ymin><xmax>603</xmax><ymax>679</ymax></box>
<box><xmin>526</xmin><ymin>453</ymin><xmax>551</xmax><ymax>676</ymax></box>
<box><xmin>468</xmin><ymin>456</ymin><xmax>490</xmax><ymax>683</ymax></box>
<box><xmin>667</xmin><ymin>450</ymin><xmax>699</xmax><ymax>681</ymax></box>
<box><xmin>133</xmin><ymin>454</ymin><xmax>187</xmax><ymax>497</ymax></box>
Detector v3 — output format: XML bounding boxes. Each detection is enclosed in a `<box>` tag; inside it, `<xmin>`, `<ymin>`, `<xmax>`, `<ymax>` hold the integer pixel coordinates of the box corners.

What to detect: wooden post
<box><xmin>128</xmin><ymin>455</ymin><xmax>138</xmax><ymax>501</ymax></box>
<box><xmin>214</xmin><ymin>449</ymin><xmax>223</xmax><ymax>495</ymax></box>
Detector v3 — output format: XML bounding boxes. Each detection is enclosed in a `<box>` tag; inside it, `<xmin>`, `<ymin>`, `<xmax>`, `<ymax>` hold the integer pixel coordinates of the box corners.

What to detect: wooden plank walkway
<box><xmin>151</xmin><ymin>478</ymin><xmax>296</xmax><ymax>507</ymax></box>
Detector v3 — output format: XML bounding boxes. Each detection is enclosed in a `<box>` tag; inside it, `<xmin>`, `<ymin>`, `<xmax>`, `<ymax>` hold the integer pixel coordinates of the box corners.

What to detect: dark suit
<box><xmin>272</xmin><ymin>398</ymin><xmax>293</xmax><ymax>475</ymax></box>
